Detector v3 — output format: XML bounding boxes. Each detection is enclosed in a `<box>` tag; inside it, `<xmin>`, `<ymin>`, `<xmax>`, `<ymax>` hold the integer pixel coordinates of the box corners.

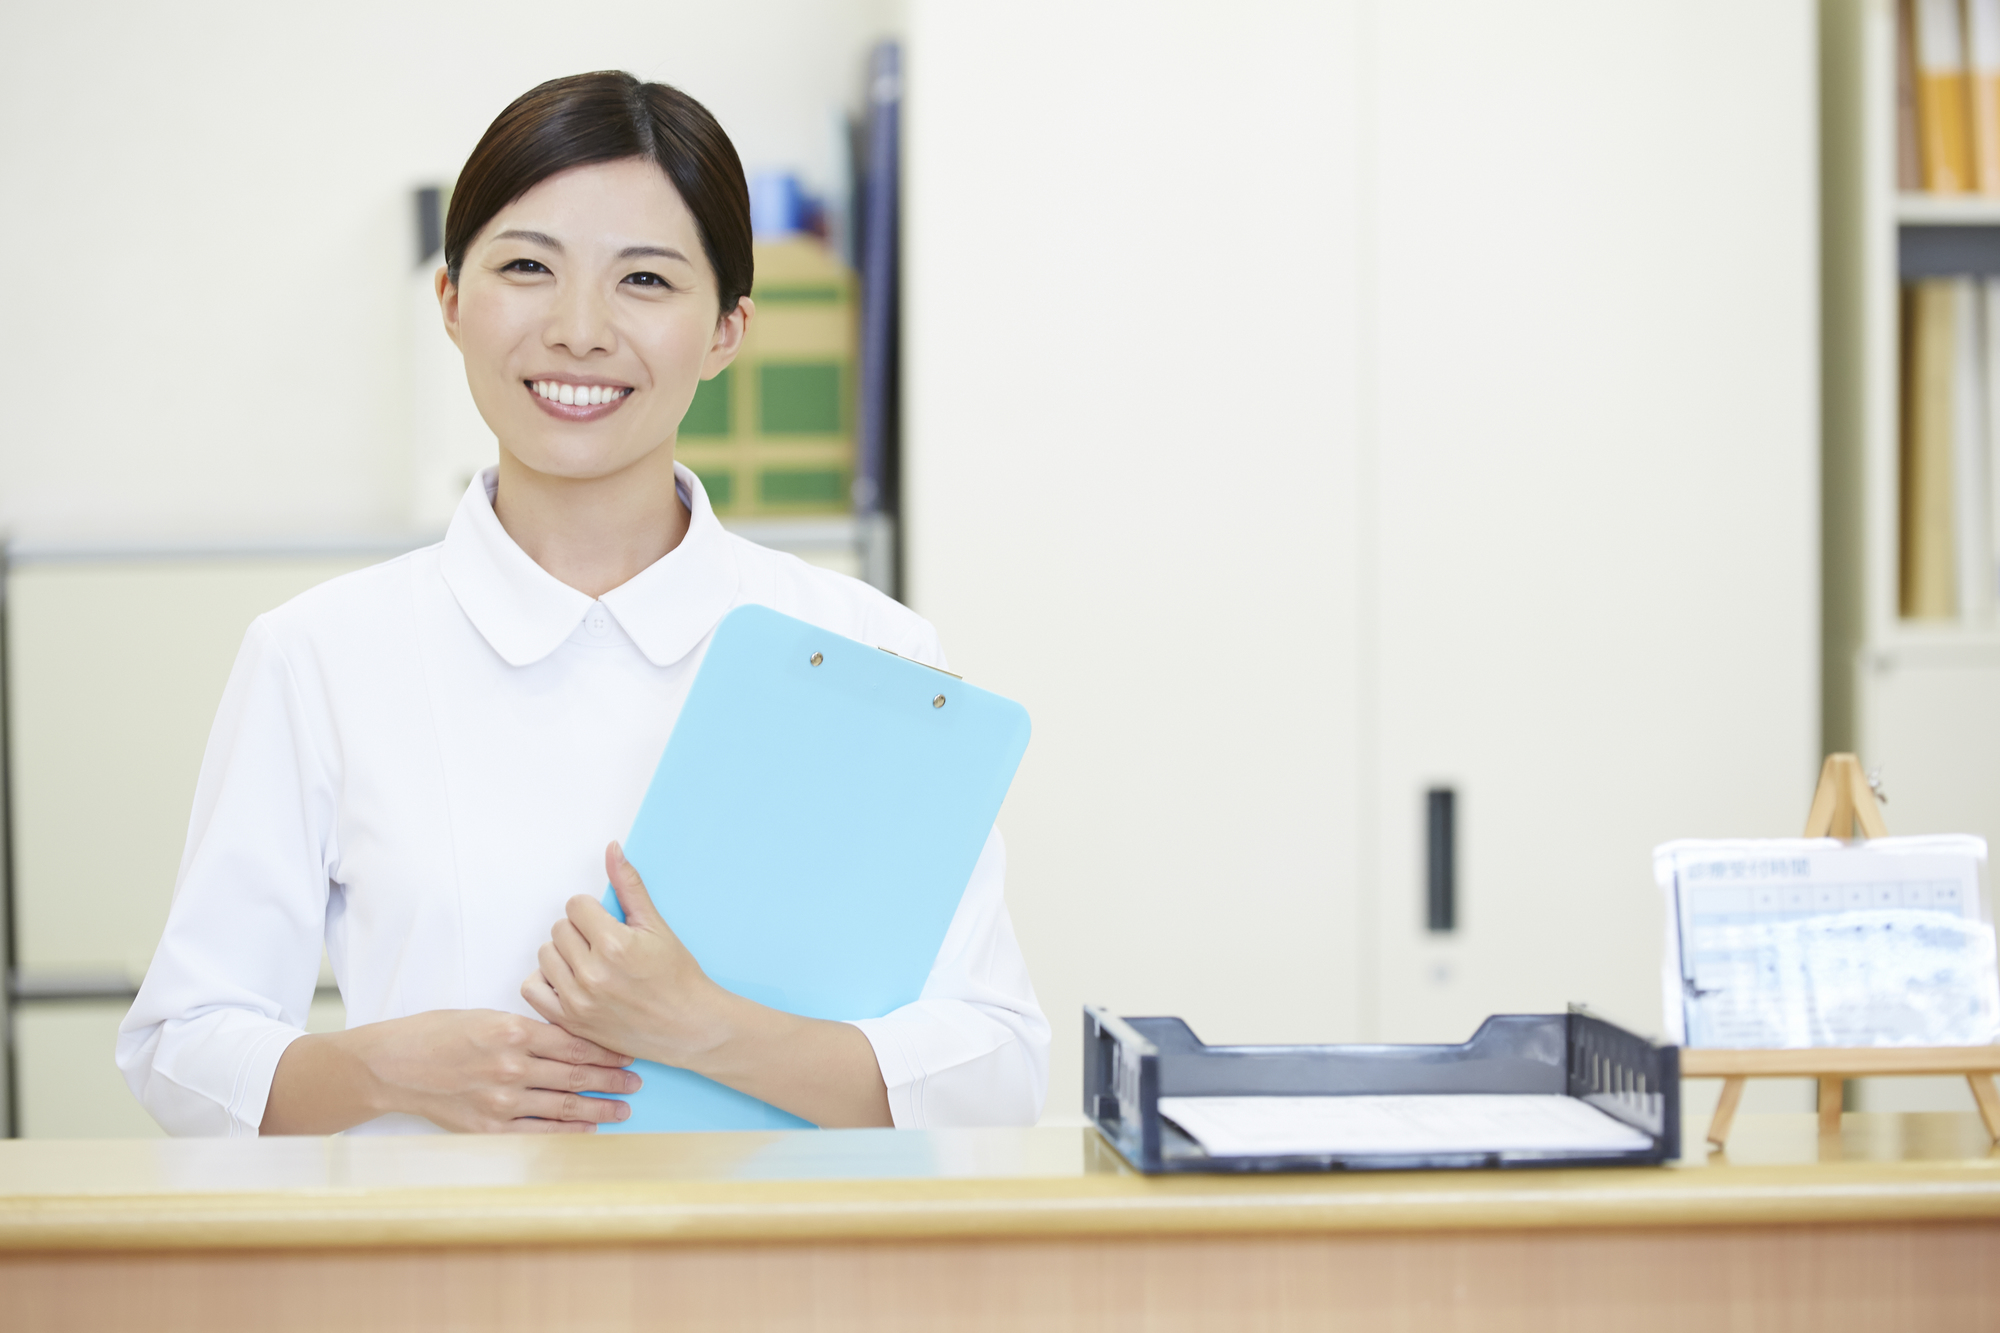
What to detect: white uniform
<box><xmin>117</xmin><ymin>467</ymin><xmax>1049</xmax><ymax>1136</ymax></box>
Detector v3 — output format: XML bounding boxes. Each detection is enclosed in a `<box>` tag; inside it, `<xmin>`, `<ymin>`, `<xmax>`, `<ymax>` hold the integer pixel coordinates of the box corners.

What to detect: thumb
<box><xmin>606</xmin><ymin>841</ymin><xmax>664</xmax><ymax>928</ymax></box>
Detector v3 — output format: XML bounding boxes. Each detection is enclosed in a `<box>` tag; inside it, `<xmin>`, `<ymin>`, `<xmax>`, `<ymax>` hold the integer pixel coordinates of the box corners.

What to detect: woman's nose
<box><xmin>545</xmin><ymin>281</ymin><xmax>615</xmax><ymax>356</ymax></box>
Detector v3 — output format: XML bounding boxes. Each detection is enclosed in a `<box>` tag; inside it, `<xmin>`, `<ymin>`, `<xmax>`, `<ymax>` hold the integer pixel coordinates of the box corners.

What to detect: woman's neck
<box><xmin>491</xmin><ymin>443</ymin><xmax>691</xmax><ymax>599</ymax></box>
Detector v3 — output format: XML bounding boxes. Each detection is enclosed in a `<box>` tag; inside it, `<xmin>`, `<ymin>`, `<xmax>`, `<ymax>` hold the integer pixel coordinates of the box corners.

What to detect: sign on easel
<box><xmin>1662</xmin><ymin>755</ymin><xmax>2000</xmax><ymax>1149</ymax></box>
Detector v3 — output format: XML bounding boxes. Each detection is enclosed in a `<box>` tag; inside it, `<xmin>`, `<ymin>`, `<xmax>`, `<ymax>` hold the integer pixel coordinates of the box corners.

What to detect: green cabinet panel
<box><xmin>759</xmin><ymin>468</ymin><xmax>847</xmax><ymax>506</ymax></box>
<box><xmin>680</xmin><ymin>368</ymin><xmax>732</xmax><ymax>437</ymax></box>
<box><xmin>758</xmin><ymin>363</ymin><xmax>843</xmax><ymax>435</ymax></box>
<box><xmin>693</xmin><ymin>468</ymin><xmax>735</xmax><ymax>507</ymax></box>
<box><xmin>753</xmin><ymin>284</ymin><xmax>844</xmax><ymax>304</ymax></box>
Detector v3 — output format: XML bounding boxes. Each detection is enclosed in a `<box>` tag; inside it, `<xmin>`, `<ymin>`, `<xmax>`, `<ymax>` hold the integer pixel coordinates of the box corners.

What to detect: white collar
<box><xmin>439</xmin><ymin>463</ymin><xmax>740</xmax><ymax>668</ymax></box>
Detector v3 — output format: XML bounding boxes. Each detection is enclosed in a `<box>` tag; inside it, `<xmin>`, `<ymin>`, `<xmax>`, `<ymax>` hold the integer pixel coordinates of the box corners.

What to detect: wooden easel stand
<box><xmin>1692</xmin><ymin>754</ymin><xmax>2000</xmax><ymax>1150</ymax></box>
<box><xmin>1686</xmin><ymin>1046</ymin><xmax>2000</xmax><ymax>1147</ymax></box>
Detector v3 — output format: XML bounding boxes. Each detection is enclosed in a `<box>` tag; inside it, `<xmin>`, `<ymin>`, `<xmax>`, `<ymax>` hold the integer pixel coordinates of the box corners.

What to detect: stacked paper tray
<box><xmin>1082</xmin><ymin>1006</ymin><xmax>1680</xmax><ymax>1174</ymax></box>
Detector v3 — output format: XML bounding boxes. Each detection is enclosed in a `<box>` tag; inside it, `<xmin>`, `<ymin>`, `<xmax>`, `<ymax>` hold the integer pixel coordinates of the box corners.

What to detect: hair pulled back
<box><xmin>444</xmin><ymin>71</ymin><xmax>753</xmax><ymax>317</ymax></box>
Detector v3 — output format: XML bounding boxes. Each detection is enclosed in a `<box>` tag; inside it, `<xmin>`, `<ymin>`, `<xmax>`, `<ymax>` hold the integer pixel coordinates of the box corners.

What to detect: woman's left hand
<box><xmin>521</xmin><ymin>841</ymin><xmax>731</xmax><ymax>1068</ymax></box>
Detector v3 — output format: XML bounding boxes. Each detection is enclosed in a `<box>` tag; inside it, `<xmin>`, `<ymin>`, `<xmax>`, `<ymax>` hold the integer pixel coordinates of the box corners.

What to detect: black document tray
<box><xmin>1084</xmin><ymin>1005</ymin><xmax>1679</xmax><ymax>1173</ymax></box>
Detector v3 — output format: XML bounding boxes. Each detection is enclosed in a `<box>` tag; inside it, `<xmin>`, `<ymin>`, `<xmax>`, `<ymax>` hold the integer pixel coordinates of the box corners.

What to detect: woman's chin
<box><xmin>501</xmin><ymin>436</ymin><xmax>672</xmax><ymax>485</ymax></box>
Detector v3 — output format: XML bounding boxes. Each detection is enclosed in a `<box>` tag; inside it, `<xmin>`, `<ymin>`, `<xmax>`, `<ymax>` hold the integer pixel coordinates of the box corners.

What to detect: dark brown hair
<box><xmin>444</xmin><ymin>71</ymin><xmax>753</xmax><ymax>317</ymax></box>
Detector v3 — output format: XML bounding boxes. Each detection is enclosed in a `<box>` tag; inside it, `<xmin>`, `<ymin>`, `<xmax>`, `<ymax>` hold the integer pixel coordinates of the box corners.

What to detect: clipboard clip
<box><xmin>876</xmin><ymin>645</ymin><xmax>963</xmax><ymax>680</ymax></box>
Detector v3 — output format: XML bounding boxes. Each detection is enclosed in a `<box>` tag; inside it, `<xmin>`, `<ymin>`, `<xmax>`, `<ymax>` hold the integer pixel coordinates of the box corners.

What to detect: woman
<box><xmin>117</xmin><ymin>71</ymin><xmax>1048</xmax><ymax>1136</ymax></box>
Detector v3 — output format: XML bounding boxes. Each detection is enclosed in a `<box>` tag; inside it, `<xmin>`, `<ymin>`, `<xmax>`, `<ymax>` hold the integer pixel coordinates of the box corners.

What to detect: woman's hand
<box><xmin>521</xmin><ymin>842</ymin><xmax>733</xmax><ymax>1067</ymax></box>
<box><xmin>521</xmin><ymin>843</ymin><xmax>894</xmax><ymax>1128</ymax></box>
<box><xmin>262</xmin><ymin>1008</ymin><xmax>640</xmax><ymax>1135</ymax></box>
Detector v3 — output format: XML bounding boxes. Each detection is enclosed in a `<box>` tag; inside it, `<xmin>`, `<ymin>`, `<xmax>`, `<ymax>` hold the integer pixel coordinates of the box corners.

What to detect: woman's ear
<box><xmin>435</xmin><ymin>265</ymin><xmax>463</xmax><ymax>350</ymax></box>
<box><xmin>700</xmin><ymin>296</ymin><xmax>754</xmax><ymax>379</ymax></box>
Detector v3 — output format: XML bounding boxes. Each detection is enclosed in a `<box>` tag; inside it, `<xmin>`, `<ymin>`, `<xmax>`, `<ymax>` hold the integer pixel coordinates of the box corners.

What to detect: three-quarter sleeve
<box><xmin>116</xmin><ymin>619</ymin><xmax>335</xmax><ymax>1136</ymax></box>
<box><xmin>848</xmin><ymin>829</ymin><xmax>1051</xmax><ymax>1127</ymax></box>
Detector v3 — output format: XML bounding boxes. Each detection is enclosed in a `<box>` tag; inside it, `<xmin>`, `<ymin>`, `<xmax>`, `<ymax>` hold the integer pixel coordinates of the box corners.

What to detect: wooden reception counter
<box><xmin>4</xmin><ymin>1114</ymin><xmax>1999</xmax><ymax>1330</ymax></box>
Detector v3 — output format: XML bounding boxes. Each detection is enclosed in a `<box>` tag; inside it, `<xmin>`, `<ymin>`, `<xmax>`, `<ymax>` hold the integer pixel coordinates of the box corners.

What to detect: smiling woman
<box><xmin>113</xmin><ymin>72</ymin><xmax>1050</xmax><ymax>1139</ymax></box>
<box><xmin>438</xmin><ymin>77</ymin><xmax>755</xmax><ymax>599</ymax></box>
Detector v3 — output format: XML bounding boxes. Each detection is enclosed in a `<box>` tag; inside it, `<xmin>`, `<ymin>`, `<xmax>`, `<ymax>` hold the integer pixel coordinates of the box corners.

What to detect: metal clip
<box><xmin>877</xmin><ymin>645</ymin><xmax>963</xmax><ymax>680</ymax></box>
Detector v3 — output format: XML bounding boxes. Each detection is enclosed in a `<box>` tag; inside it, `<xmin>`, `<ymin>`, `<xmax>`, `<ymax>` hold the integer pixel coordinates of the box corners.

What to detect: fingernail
<box><xmin>609</xmin><ymin>840</ymin><xmax>626</xmax><ymax>864</ymax></box>
<box><xmin>615</xmin><ymin>1102</ymin><xmax>631</xmax><ymax>1120</ymax></box>
<box><xmin>626</xmin><ymin>1073</ymin><xmax>642</xmax><ymax>1092</ymax></box>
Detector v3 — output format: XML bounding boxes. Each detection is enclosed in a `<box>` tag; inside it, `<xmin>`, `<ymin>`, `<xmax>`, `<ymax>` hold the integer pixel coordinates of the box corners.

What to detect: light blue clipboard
<box><xmin>591</xmin><ymin>603</ymin><xmax>1031</xmax><ymax>1132</ymax></box>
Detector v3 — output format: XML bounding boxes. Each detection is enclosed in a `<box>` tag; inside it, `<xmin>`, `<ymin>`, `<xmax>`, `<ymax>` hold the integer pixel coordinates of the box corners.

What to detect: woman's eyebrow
<box><xmin>492</xmin><ymin>228</ymin><xmax>561</xmax><ymax>249</ymax></box>
<box><xmin>489</xmin><ymin>231</ymin><xmax>688</xmax><ymax>264</ymax></box>
<box><xmin>619</xmin><ymin>244</ymin><xmax>692</xmax><ymax>263</ymax></box>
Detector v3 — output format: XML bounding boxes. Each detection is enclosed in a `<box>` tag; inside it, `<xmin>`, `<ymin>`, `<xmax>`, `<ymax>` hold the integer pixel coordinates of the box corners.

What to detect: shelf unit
<box><xmin>1897</xmin><ymin>193</ymin><xmax>2000</xmax><ymax>225</ymax></box>
<box><xmin>1824</xmin><ymin>0</ymin><xmax>2000</xmax><ymax>897</ymax></box>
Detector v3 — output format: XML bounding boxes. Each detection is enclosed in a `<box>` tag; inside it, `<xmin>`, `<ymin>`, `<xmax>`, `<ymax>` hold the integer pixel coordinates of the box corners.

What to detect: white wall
<box><xmin>0</xmin><ymin>0</ymin><xmax>901</xmax><ymax>543</ymax></box>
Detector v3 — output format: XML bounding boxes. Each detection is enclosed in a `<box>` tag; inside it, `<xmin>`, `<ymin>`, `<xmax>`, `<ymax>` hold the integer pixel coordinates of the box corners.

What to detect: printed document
<box><xmin>1159</xmin><ymin>1094</ymin><xmax>1652</xmax><ymax>1158</ymax></box>
<box><xmin>1654</xmin><ymin>836</ymin><xmax>1999</xmax><ymax>1048</ymax></box>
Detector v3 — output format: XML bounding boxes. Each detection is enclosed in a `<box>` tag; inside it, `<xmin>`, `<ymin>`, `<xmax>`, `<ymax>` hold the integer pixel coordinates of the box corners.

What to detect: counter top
<box><xmin>4</xmin><ymin>1113</ymin><xmax>1998</xmax><ymax>1252</ymax></box>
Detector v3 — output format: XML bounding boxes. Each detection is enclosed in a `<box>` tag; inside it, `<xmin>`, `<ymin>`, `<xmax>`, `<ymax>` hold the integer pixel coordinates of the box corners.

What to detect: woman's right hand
<box><xmin>262</xmin><ymin>1009</ymin><xmax>639</xmax><ymax>1135</ymax></box>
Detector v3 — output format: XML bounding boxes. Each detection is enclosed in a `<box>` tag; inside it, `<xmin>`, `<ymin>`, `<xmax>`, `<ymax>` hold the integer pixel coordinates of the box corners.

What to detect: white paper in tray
<box><xmin>1158</xmin><ymin>1093</ymin><xmax>1652</xmax><ymax>1158</ymax></box>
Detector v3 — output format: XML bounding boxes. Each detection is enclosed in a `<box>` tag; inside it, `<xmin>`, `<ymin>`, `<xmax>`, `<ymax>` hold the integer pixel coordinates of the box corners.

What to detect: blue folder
<box><xmin>591</xmin><ymin>603</ymin><xmax>1031</xmax><ymax>1131</ymax></box>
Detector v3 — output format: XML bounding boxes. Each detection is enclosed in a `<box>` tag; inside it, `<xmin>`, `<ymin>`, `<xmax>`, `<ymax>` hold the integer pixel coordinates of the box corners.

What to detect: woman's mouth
<box><xmin>526</xmin><ymin>379</ymin><xmax>633</xmax><ymax>420</ymax></box>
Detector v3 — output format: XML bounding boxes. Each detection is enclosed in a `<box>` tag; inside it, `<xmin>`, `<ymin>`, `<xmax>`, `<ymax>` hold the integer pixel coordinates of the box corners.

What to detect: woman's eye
<box><xmin>502</xmin><ymin>259</ymin><xmax>550</xmax><ymax>274</ymax></box>
<box><xmin>624</xmin><ymin>271</ymin><xmax>672</xmax><ymax>289</ymax></box>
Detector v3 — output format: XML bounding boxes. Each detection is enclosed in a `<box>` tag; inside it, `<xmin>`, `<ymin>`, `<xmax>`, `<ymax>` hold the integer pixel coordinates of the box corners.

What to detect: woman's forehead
<box><xmin>484</xmin><ymin>158</ymin><xmax>699</xmax><ymax>251</ymax></box>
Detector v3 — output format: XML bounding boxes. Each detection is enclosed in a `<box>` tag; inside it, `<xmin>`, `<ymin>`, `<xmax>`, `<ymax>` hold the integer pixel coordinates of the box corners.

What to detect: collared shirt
<box><xmin>117</xmin><ymin>467</ymin><xmax>1049</xmax><ymax>1136</ymax></box>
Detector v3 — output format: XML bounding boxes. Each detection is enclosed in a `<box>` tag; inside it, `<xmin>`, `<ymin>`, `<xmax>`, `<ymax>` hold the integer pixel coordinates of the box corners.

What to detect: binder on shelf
<box><xmin>1900</xmin><ymin>0</ymin><xmax>1925</xmax><ymax>190</ymax></box>
<box><xmin>1899</xmin><ymin>275</ymin><xmax>2000</xmax><ymax>623</ymax></box>
<box><xmin>1903</xmin><ymin>279</ymin><xmax>1964</xmax><ymax>618</ymax></box>
<box><xmin>1914</xmin><ymin>0</ymin><xmax>1976</xmax><ymax>193</ymax></box>
<box><xmin>1953</xmin><ymin>278</ymin><xmax>1992</xmax><ymax>614</ymax></box>
<box><xmin>1970</xmin><ymin>0</ymin><xmax>2000</xmax><ymax>194</ymax></box>
<box><xmin>1985</xmin><ymin>277</ymin><xmax>2000</xmax><ymax>599</ymax></box>
<box><xmin>591</xmin><ymin>604</ymin><xmax>1031</xmax><ymax>1132</ymax></box>
<box><xmin>1084</xmin><ymin>1007</ymin><xmax>1679</xmax><ymax>1174</ymax></box>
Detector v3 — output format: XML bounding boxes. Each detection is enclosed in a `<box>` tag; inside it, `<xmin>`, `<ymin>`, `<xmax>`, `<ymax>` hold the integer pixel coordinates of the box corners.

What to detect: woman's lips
<box><xmin>525</xmin><ymin>379</ymin><xmax>633</xmax><ymax>422</ymax></box>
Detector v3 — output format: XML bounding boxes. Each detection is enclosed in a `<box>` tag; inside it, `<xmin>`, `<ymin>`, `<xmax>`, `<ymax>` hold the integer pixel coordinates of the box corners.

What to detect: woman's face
<box><xmin>439</xmin><ymin>157</ymin><xmax>749</xmax><ymax>482</ymax></box>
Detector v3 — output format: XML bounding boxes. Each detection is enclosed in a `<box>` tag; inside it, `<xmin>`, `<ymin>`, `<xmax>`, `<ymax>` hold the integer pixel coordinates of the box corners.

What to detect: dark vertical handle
<box><xmin>414</xmin><ymin>186</ymin><xmax>444</xmax><ymax>268</ymax></box>
<box><xmin>1426</xmin><ymin>787</ymin><xmax>1456</xmax><ymax>933</ymax></box>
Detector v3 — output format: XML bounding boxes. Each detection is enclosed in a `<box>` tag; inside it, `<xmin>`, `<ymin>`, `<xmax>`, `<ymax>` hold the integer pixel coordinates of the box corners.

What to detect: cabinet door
<box><xmin>1860</xmin><ymin>647</ymin><xmax>2000</xmax><ymax>854</ymax></box>
<box><xmin>905</xmin><ymin>2</ymin><xmax>1370</xmax><ymax>1118</ymax></box>
<box><xmin>1368</xmin><ymin>0</ymin><xmax>1820</xmax><ymax>1042</ymax></box>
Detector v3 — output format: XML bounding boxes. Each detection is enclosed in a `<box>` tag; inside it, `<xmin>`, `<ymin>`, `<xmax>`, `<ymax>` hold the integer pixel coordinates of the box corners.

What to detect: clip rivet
<box><xmin>933</xmin><ymin>694</ymin><xmax>946</xmax><ymax>709</ymax></box>
<box><xmin>810</xmin><ymin>652</ymin><xmax>824</xmax><ymax>667</ymax></box>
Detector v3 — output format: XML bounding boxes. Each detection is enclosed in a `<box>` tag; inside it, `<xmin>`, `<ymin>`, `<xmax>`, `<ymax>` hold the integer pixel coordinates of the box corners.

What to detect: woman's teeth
<box><xmin>531</xmin><ymin>381</ymin><xmax>630</xmax><ymax>406</ymax></box>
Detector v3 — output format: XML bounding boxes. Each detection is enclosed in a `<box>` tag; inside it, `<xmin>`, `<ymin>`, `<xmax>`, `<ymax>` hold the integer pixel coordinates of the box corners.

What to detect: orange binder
<box><xmin>1915</xmin><ymin>0</ymin><xmax>1977</xmax><ymax>192</ymax></box>
<box><xmin>1967</xmin><ymin>0</ymin><xmax>2000</xmax><ymax>193</ymax></box>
